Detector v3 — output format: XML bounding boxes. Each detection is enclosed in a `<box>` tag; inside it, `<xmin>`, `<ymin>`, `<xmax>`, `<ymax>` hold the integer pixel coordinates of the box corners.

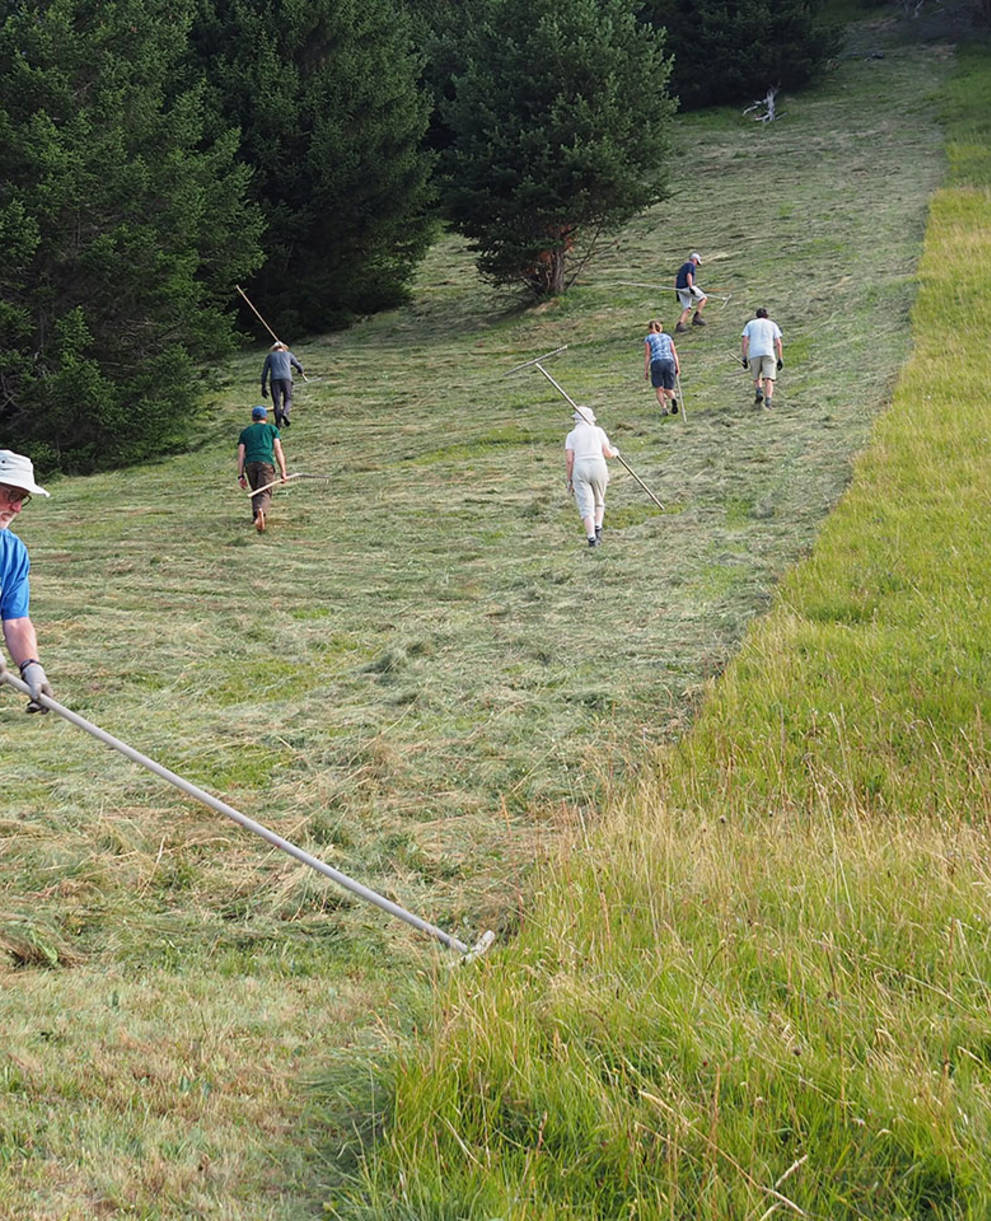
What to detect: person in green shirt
<box><xmin>236</xmin><ymin>404</ymin><xmax>287</xmax><ymax>533</ymax></box>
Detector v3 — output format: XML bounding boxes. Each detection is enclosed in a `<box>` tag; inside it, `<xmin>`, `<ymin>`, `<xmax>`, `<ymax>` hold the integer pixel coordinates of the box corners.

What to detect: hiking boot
<box><xmin>675</xmin><ymin>322</ymin><xmax>688</xmax><ymax>333</ymax></box>
<box><xmin>595</xmin><ymin>525</ymin><xmax>602</xmax><ymax>542</ymax></box>
<box><xmin>670</xmin><ymin>399</ymin><xmax>679</xmax><ymax>414</ymax></box>
<box><xmin>255</xmin><ymin>509</ymin><xmax>266</xmax><ymax>533</ymax></box>
<box><xmin>692</xmin><ymin>313</ymin><xmax>706</xmax><ymax>327</ymax></box>
<box><xmin>587</xmin><ymin>536</ymin><xmax>599</xmax><ymax>548</ymax></box>
<box><xmin>281</xmin><ymin>416</ymin><xmax>291</xmax><ymax>427</ymax></box>
<box><xmin>754</xmin><ymin>388</ymin><xmax>764</xmax><ymax>404</ymax></box>
<box><xmin>764</xmin><ymin>398</ymin><xmax>774</xmax><ymax>409</ymax></box>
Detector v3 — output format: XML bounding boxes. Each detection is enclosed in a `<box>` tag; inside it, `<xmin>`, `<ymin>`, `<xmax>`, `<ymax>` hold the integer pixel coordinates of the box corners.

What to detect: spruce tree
<box><xmin>441</xmin><ymin>0</ymin><xmax>674</xmax><ymax>297</ymax></box>
<box><xmin>636</xmin><ymin>0</ymin><xmax>842</xmax><ymax>111</ymax></box>
<box><xmin>0</xmin><ymin>0</ymin><xmax>262</xmax><ymax>473</ymax></box>
<box><xmin>190</xmin><ymin>0</ymin><xmax>436</xmax><ymax>337</ymax></box>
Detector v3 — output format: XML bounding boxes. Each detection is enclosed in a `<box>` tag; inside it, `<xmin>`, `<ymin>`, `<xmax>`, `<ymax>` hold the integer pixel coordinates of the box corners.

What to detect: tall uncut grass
<box><xmin>328</xmin><ymin>42</ymin><xmax>991</xmax><ymax>1221</ymax></box>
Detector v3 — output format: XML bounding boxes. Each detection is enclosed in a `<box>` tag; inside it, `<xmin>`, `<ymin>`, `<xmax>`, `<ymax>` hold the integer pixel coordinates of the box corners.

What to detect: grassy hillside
<box><xmin>328</xmin><ymin>35</ymin><xmax>991</xmax><ymax>1221</ymax></box>
<box><xmin>0</xmin><ymin>19</ymin><xmax>976</xmax><ymax>1221</ymax></box>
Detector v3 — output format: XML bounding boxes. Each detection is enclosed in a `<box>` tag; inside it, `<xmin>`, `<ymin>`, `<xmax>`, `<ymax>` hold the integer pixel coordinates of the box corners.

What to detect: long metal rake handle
<box><xmin>533</xmin><ymin>363</ymin><xmax>666</xmax><ymax>512</ymax></box>
<box><xmin>1</xmin><ymin>671</ymin><xmax>490</xmax><ymax>958</ymax></box>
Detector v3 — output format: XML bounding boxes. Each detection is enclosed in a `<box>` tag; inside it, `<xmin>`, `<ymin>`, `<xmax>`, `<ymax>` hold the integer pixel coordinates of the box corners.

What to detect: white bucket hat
<box><xmin>0</xmin><ymin>450</ymin><xmax>50</xmax><ymax>497</ymax></box>
<box><xmin>573</xmin><ymin>407</ymin><xmax>596</xmax><ymax>424</ymax></box>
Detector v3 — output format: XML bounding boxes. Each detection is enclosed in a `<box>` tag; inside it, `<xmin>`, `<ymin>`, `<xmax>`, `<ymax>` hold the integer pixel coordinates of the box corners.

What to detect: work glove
<box><xmin>261</xmin><ymin>388</ymin><xmax>268</xmax><ymax>399</ymax></box>
<box><xmin>741</xmin><ymin>358</ymin><xmax>748</xmax><ymax>369</ymax></box>
<box><xmin>612</xmin><ymin>448</ymin><xmax>621</xmax><ymax>458</ymax></box>
<box><xmin>777</xmin><ymin>358</ymin><xmax>783</xmax><ymax>370</ymax></box>
<box><xmin>20</xmin><ymin>660</ymin><xmax>52</xmax><ymax>713</ymax></box>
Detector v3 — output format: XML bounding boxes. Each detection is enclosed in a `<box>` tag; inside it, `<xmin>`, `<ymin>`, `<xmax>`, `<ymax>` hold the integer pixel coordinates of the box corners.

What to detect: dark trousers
<box><xmin>270</xmin><ymin>379</ymin><xmax>293</xmax><ymax>422</ymax></box>
<box><xmin>245</xmin><ymin>461</ymin><xmax>275</xmax><ymax>518</ymax></box>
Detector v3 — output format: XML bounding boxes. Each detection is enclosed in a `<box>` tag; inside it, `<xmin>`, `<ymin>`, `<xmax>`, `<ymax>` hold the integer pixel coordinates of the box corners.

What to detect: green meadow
<box><xmin>2</xmin><ymin>12</ymin><xmax>989</xmax><ymax>1220</ymax></box>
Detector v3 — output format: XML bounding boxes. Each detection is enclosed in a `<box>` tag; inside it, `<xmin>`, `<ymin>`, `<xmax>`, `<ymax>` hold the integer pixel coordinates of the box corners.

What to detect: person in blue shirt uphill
<box><xmin>260</xmin><ymin>342</ymin><xmax>305</xmax><ymax>428</ymax></box>
<box><xmin>675</xmin><ymin>252</ymin><xmax>708</xmax><ymax>333</ymax></box>
<box><xmin>643</xmin><ymin>319</ymin><xmax>681</xmax><ymax>415</ymax></box>
<box><xmin>237</xmin><ymin>405</ymin><xmax>288</xmax><ymax>533</ymax></box>
<box><xmin>0</xmin><ymin>449</ymin><xmax>54</xmax><ymax>712</ymax></box>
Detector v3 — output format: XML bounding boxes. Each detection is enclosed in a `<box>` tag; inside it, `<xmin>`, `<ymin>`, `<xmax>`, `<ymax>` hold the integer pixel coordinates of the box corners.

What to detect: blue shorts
<box><xmin>650</xmin><ymin>359</ymin><xmax>675</xmax><ymax>390</ymax></box>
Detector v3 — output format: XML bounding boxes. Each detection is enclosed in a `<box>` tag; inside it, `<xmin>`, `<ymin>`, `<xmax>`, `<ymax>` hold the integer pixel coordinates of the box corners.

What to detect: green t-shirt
<box><xmin>238</xmin><ymin>421</ymin><xmax>280</xmax><ymax>465</ymax></box>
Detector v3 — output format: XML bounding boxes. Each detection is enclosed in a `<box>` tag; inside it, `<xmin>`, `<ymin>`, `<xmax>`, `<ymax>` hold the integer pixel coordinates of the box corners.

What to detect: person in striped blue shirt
<box><xmin>643</xmin><ymin>320</ymin><xmax>681</xmax><ymax>415</ymax></box>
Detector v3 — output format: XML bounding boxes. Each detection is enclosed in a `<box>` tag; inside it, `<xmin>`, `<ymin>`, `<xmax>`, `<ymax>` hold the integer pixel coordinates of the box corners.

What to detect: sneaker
<box><xmin>675</xmin><ymin>322</ymin><xmax>688</xmax><ymax>333</ymax></box>
<box><xmin>754</xmin><ymin>389</ymin><xmax>764</xmax><ymax>404</ymax></box>
<box><xmin>670</xmin><ymin>399</ymin><xmax>679</xmax><ymax>414</ymax></box>
<box><xmin>659</xmin><ymin>406</ymin><xmax>670</xmax><ymax>416</ymax></box>
<box><xmin>587</xmin><ymin>536</ymin><xmax>599</xmax><ymax>548</ymax></box>
<box><xmin>692</xmin><ymin>313</ymin><xmax>707</xmax><ymax>327</ymax></box>
<box><xmin>255</xmin><ymin>509</ymin><xmax>266</xmax><ymax>533</ymax></box>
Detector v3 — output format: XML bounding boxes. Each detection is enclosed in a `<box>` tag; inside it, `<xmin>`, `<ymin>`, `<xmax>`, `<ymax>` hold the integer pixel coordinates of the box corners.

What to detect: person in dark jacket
<box><xmin>260</xmin><ymin>342</ymin><xmax>305</xmax><ymax>428</ymax></box>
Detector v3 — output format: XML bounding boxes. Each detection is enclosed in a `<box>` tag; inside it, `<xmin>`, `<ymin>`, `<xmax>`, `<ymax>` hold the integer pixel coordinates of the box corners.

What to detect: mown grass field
<box><xmin>326</xmin><ymin>33</ymin><xmax>991</xmax><ymax>1221</ymax></box>
<box><xmin>0</xmin><ymin>11</ymin><xmax>980</xmax><ymax>1219</ymax></box>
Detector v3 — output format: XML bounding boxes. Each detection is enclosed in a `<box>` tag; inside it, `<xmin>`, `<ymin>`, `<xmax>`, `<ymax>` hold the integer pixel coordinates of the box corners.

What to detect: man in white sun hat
<box><xmin>564</xmin><ymin>408</ymin><xmax>620</xmax><ymax>548</ymax></box>
<box><xmin>0</xmin><ymin>450</ymin><xmax>53</xmax><ymax>712</ymax></box>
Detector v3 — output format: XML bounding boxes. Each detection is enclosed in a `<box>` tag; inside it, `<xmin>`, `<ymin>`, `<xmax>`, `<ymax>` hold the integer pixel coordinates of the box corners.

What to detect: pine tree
<box><xmin>0</xmin><ymin>0</ymin><xmax>263</xmax><ymax>473</ymax></box>
<box><xmin>441</xmin><ymin>0</ymin><xmax>674</xmax><ymax>297</ymax></box>
<box><xmin>190</xmin><ymin>0</ymin><xmax>437</xmax><ymax>337</ymax></box>
<box><xmin>636</xmin><ymin>0</ymin><xmax>841</xmax><ymax>111</ymax></box>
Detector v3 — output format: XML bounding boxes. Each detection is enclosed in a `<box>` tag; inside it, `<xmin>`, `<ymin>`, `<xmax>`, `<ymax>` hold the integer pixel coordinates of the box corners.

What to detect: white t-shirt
<box><xmin>741</xmin><ymin>317</ymin><xmax>782</xmax><ymax>358</ymax></box>
<box><xmin>565</xmin><ymin>423</ymin><xmax>611</xmax><ymax>460</ymax></box>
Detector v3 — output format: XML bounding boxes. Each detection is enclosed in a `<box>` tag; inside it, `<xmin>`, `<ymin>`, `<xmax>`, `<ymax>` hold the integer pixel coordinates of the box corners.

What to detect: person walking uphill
<box><xmin>644</xmin><ymin>319</ymin><xmax>681</xmax><ymax>415</ymax></box>
<box><xmin>675</xmin><ymin>252</ymin><xmax>708</xmax><ymax>332</ymax></box>
<box><xmin>0</xmin><ymin>450</ymin><xmax>54</xmax><ymax>712</ymax></box>
<box><xmin>565</xmin><ymin>409</ymin><xmax>619</xmax><ymax>548</ymax></box>
<box><xmin>260</xmin><ymin>342</ymin><xmax>305</xmax><ymax>428</ymax></box>
<box><xmin>741</xmin><ymin>307</ymin><xmax>784</xmax><ymax>408</ymax></box>
<box><xmin>237</xmin><ymin>405</ymin><xmax>287</xmax><ymax>533</ymax></box>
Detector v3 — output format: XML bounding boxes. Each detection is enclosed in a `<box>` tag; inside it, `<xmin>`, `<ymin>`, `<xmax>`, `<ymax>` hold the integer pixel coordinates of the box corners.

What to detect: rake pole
<box><xmin>0</xmin><ymin>671</ymin><xmax>493</xmax><ymax>960</ymax></box>
<box><xmin>676</xmin><ymin>372</ymin><xmax>688</xmax><ymax>422</ymax></box>
<box><xmin>236</xmin><ymin>283</ymin><xmax>281</xmax><ymax>345</ymax></box>
<box><xmin>610</xmin><ymin>280</ymin><xmax>733</xmax><ymax>297</ymax></box>
<box><xmin>241</xmin><ymin>471</ymin><xmax>331</xmax><ymax>500</ymax></box>
<box><xmin>505</xmin><ymin>348</ymin><xmax>665</xmax><ymax>511</ymax></box>
<box><xmin>235</xmin><ymin>284</ymin><xmax>309</xmax><ymax>381</ymax></box>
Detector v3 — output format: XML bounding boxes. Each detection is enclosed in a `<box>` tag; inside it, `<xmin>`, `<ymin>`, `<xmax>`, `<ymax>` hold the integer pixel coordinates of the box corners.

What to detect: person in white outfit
<box><xmin>564</xmin><ymin>408</ymin><xmax>619</xmax><ymax>548</ymax></box>
<box><xmin>741</xmin><ymin>307</ymin><xmax>784</xmax><ymax>407</ymax></box>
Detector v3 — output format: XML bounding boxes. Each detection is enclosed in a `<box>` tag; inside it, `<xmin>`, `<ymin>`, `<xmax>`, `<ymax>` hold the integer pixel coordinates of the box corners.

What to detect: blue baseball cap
<box><xmin>251</xmin><ymin>405</ymin><xmax>268</xmax><ymax>420</ymax></box>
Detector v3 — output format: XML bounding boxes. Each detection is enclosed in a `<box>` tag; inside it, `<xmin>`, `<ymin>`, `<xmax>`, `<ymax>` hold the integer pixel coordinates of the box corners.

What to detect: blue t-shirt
<box><xmin>675</xmin><ymin>261</ymin><xmax>697</xmax><ymax>289</ymax></box>
<box><xmin>645</xmin><ymin>331</ymin><xmax>674</xmax><ymax>363</ymax></box>
<box><xmin>0</xmin><ymin>530</ymin><xmax>31</xmax><ymax>620</ymax></box>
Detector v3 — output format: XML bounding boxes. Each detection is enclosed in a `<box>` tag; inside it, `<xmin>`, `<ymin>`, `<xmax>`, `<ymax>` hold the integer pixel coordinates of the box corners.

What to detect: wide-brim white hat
<box><xmin>0</xmin><ymin>450</ymin><xmax>50</xmax><ymax>497</ymax></box>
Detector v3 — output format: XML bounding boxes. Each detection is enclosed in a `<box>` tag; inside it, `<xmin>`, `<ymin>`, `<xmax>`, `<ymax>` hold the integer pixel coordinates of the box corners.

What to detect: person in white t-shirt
<box><xmin>741</xmin><ymin>308</ymin><xmax>784</xmax><ymax>408</ymax></box>
<box><xmin>564</xmin><ymin>408</ymin><xmax>619</xmax><ymax>548</ymax></box>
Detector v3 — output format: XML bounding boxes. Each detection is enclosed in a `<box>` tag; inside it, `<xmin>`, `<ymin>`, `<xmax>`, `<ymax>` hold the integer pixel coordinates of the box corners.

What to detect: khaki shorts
<box><xmin>677</xmin><ymin>285</ymin><xmax>706</xmax><ymax>310</ymax></box>
<box><xmin>753</xmin><ymin>354</ymin><xmax>777</xmax><ymax>381</ymax></box>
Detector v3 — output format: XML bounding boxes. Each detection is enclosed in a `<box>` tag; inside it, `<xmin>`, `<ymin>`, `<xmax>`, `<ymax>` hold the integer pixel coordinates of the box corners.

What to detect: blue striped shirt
<box><xmin>645</xmin><ymin>331</ymin><xmax>674</xmax><ymax>362</ymax></box>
